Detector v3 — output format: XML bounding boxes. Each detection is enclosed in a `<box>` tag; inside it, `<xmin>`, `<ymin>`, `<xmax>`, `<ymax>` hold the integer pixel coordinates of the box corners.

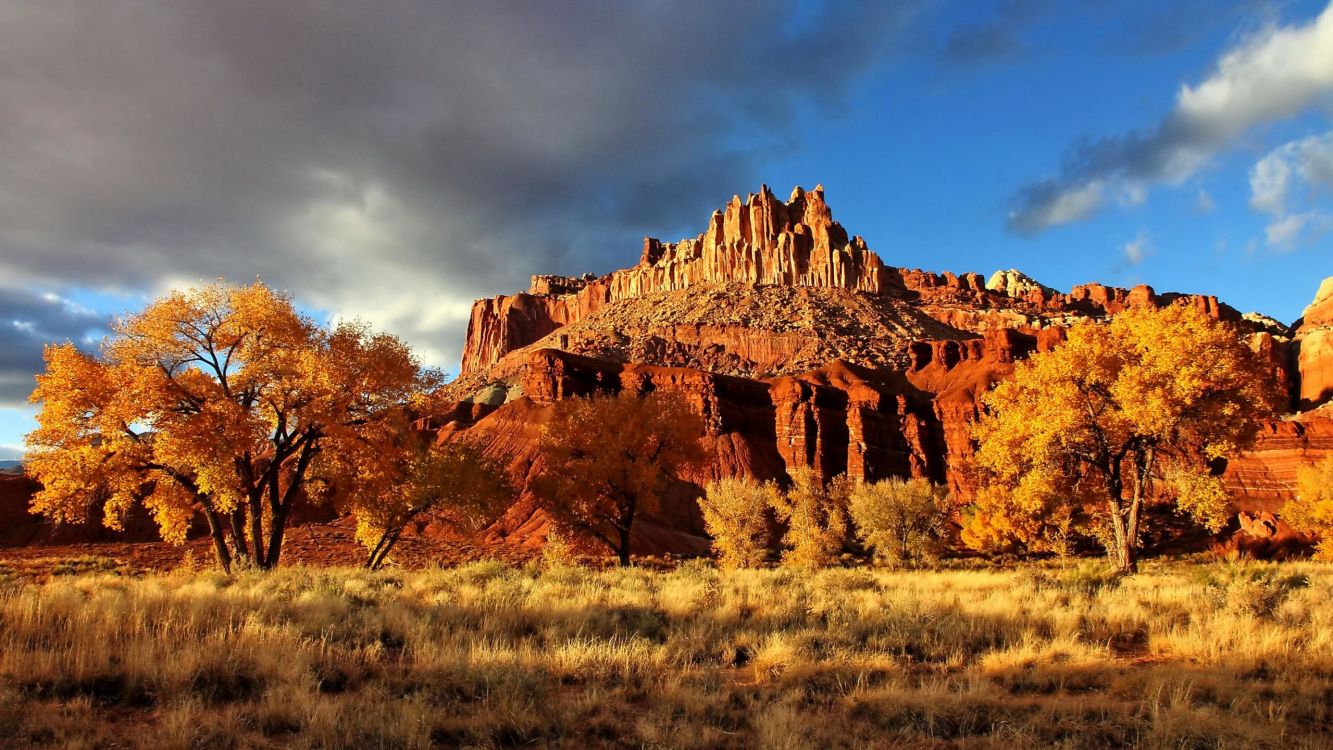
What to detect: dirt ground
<box><xmin>0</xmin><ymin>520</ymin><xmax>541</xmax><ymax>580</ymax></box>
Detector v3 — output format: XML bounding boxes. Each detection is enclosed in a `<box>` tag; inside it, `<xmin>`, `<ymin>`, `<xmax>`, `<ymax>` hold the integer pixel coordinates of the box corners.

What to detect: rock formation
<box><xmin>1295</xmin><ymin>277</ymin><xmax>1333</xmax><ymax>410</ymax></box>
<box><xmin>460</xmin><ymin>186</ymin><xmax>1242</xmax><ymax>380</ymax></box>
<box><xmin>440</xmin><ymin>185</ymin><xmax>1328</xmax><ymax>551</ymax></box>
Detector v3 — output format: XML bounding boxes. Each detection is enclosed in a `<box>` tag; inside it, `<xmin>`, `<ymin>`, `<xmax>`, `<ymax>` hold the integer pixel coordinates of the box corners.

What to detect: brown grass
<box><xmin>1</xmin><ymin>557</ymin><xmax>1331</xmax><ymax>748</ymax></box>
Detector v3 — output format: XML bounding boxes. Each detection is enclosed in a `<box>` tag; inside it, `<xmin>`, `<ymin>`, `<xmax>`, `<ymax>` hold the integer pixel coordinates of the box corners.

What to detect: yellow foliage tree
<box><xmin>25</xmin><ymin>281</ymin><xmax>434</xmax><ymax>572</ymax></box>
<box><xmin>319</xmin><ymin>434</ymin><xmax>513</xmax><ymax>570</ymax></box>
<box><xmin>1282</xmin><ymin>455</ymin><xmax>1333</xmax><ymax>560</ymax></box>
<box><xmin>698</xmin><ymin>476</ymin><xmax>778</xmax><ymax>569</ymax></box>
<box><xmin>531</xmin><ymin>391</ymin><xmax>705</xmax><ymax>566</ymax></box>
<box><xmin>848</xmin><ymin>477</ymin><xmax>950</xmax><ymax>567</ymax></box>
<box><xmin>770</xmin><ymin>467</ymin><xmax>850</xmax><ymax>569</ymax></box>
<box><xmin>968</xmin><ymin>304</ymin><xmax>1281</xmax><ymax>572</ymax></box>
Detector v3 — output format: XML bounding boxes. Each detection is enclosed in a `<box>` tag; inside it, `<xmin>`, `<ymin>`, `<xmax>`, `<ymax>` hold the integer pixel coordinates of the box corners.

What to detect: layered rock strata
<box><xmin>461</xmin><ymin>186</ymin><xmax>1242</xmax><ymax>377</ymax></box>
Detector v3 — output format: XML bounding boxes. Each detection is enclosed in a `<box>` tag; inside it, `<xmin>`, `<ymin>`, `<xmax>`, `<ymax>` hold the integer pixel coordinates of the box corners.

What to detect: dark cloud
<box><xmin>0</xmin><ymin>288</ymin><xmax>108</xmax><ymax>406</ymax></box>
<box><xmin>1107</xmin><ymin>0</ymin><xmax>1270</xmax><ymax>57</ymax></box>
<box><xmin>941</xmin><ymin>0</ymin><xmax>1051</xmax><ymax>65</ymax></box>
<box><xmin>945</xmin><ymin>25</ymin><xmax>1025</xmax><ymax>63</ymax></box>
<box><xmin>0</xmin><ymin>0</ymin><xmax>915</xmax><ymax>380</ymax></box>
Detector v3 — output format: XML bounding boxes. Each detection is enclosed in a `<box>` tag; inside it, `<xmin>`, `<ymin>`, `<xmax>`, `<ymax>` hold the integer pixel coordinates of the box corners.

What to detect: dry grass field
<box><xmin>1</xmin><ymin>558</ymin><xmax>1331</xmax><ymax>749</ymax></box>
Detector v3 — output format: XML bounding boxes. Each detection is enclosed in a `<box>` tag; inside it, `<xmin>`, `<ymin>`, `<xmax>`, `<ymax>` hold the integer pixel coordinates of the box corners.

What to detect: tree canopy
<box><xmin>25</xmin><ymin>281</ymin><xmax>435</xmax><ymax>571</ymax></box>
<box><xmin>332</xmin><ymin>437</ymin><xmax>513</xmax><ymax>570</ymax></box>
<box><xmin>964</xmin><ymin>304</ymin><xmax>1282</xmax><ymax>571</ymax></box>
<box><xmin>531</xmin><ymin>390</ymin><xmax>704</xmax><ymax>566</ymax></box>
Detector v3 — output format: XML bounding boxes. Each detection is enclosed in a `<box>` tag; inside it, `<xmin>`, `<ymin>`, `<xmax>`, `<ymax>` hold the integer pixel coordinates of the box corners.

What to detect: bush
<box><xmin>1282</xmin><ymin>455</ymin><xmax>1333</xmax><ymax>559</ymax></box>
<box><xmin>770</xmin><ymin>468</ymin><xmax>850</xmax><ymax>570</ymax></box>
<box><xmin>848</xmin><ymin>477</ymin><xmax>950</xmax><ymax>568</ymax></box>
<box><xmin>698</xmin><ymin>477</ymin><xmax>777</xmax><ymax>569</ymax></box>
<box><xmin>1195</xmin><ymin>557</ymin><xmax>1310</xmax><ymax>617</ymax></box>
<box><xmin>1028</xmin><ymin>561</ymin><xmax>1125</xmax><ymax>597</ymax></box>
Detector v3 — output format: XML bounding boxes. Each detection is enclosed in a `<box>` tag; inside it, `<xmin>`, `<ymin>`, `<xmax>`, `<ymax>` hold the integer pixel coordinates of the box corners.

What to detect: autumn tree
<box><xmin>848</xmin><ymin>477</ymin><xmax>951</xmax><ymax>568</ymax></box>
<box><xmin>24</xmin><ymin>281</ymin><xmax>433</xmax><ymax>572</ymax></box>
<box><xmin>967</xmin><ymin>304</ymin><xmax>1282</xmax><ymax>572</ymax></box>
<box><xmin>770</xmin><ymin>467</ymin><xmax>851</xmax><ymax>569</ymax></box>
<box><xmin>531</xmin><ymin>390</ymin><xmax>705</xmax><ymax>566</ymax></box>
<box><xmin>318</xmin><ymin>433</ymin><xmax>513</xmax><ymax>570</ymax></box>
<box><xmin>698</xmin><ymin>476</ymin><xmax>777</xmax><ymax>569</ymax></box>
<box><xmin>1282</xmin><ymin>455</ymin><xmax>1333</xmax><ymax>560</ymax></box>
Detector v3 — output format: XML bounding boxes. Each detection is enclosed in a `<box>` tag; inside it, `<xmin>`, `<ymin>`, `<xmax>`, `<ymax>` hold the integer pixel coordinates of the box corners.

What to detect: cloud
<box><xmin>0</xmin><ymin>286</ymin><xmax>108</xmax><ymax>406</ymax></box>
<box><xmin>1008</xmin><ymin>1</ymin><xmax>1333</xmax><ymax>234</ymax></box>
<box><xmin>1107</xmin><ymin>0</ymin><xmax>1269</xmax><ymax>57</ymax></box>
<box><xmin>1249</xmin><ymin>130</ymin><xmax>1333</xmax><ymax>247</ymax></box>
<box><xmin>1123</xmin><ymin>230</ymin><xmax>1150</xmax><ymax>265</ymax></box>
<box><xmin>1196</xmin><ymin>189</ymin><xmax>1217</xmax><ymax>213</ymax></box>
<box><xmin>942</xmin><ymin>0</ymin><xmax>1051</xmax><ymax>65</ymax></box>
<box><xmin>0</xmin><ymin>0</ymin><xmax>914</xmax><ymax>387</ymax></box>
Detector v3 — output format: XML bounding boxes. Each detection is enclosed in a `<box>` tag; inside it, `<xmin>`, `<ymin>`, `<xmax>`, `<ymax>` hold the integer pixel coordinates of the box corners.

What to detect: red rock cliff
<box><xmin>459</xmin><ymin>186</ymin><xmax>1245</xmax><ymax>379</ymax></box>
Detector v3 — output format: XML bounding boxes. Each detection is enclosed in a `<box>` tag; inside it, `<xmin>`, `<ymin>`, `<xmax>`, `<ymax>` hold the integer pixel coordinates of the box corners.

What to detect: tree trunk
<box><xmin>249</xmin><ymin>495</ymin><xmax>266</xmax><ymax>568</ymax></box>
<box><xmin>1105</xmin><ymin>457</ymin><xmax>1136</xmax><ymax>573</ymax></box>
<box><xmin>1107</xmin><ymin>503</ymin><xmax>1132</xmax><ymax>573</ymax></box>
<box><xmin>1116</xmin><ymin>532</ymin><xmax>1137</xmax><ymax>573</ymax></box>
<box><xmin>366</xmin><ymin>527</ymin><xmax>403</xmax><ymax>570</ymax></box>
<box><xmin>201</xmin><ymin>505</ymin><xmax>232</xmax><ymax>575</ymax></box>
<box><xmin>229</xmin><ymin>508</ymin><xmax>250</xmax><ymax>564</ymax></box>
<box><xmin>616</xmin><ymin>526</ymin><xmax>632</xmax><ymax>567</ymax></box>
<box><xmin>615</xmin><ymin>499</ymin><xmax>636</xmax><ymax>567</ymax></box>
<box><xmin>264</xmin><ymin>506</ymin><xmax>287</xmax><ymax>570</ymax></box>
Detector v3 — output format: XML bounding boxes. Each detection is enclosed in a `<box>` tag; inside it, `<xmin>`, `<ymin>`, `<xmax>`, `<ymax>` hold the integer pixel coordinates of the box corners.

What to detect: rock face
<box><xmin>1295</xmin><ymin>277</ymin><xmax>1333</xmax><ymax>410</ymax></box>
<box><xmin>461</xmin><ymin>186</ymin><xmax>1243</xmax><ymax>379</ymax></box>
<box><xmin>441</xmin><ymin>185</ymin><xmax>1325</xmax><ymax>551</ymax></box>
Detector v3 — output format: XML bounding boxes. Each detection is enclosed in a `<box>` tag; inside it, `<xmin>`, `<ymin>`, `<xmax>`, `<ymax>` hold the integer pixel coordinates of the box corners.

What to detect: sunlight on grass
<box><xmin>1</xmin><ymin>560</ymin><xmax>1331</xmax><ymax>748</ymax></box>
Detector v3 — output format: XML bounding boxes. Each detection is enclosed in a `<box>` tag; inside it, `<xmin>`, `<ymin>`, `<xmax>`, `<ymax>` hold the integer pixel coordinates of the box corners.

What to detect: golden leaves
<box><xmin>531</xmin><ymin>390</ymin><xmax>706</xmax><ymax>557</ymax></box>
<box><xmin>968</xmin><ymin>303</ymin><xmax>1281</xmax><ymax>555</ymax></box>
<box><xmin>699</xmin><ymin>476</ymin><xmax>778</xmax><ymax>569</ymax></box>
<box><xmin>25</xmin><ymin>280</ymin><xmax>430</xmax><ymax>553</ymax></box>
<box><xmin>1283</xmin><ymin>456</ymin><xmax>1333</xmax><ymax>559</ymax></box>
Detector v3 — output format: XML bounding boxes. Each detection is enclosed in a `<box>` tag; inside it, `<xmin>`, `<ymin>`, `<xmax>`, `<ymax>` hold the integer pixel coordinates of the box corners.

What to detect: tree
<box><xmin>968</xmin><ymin>304</ymin><xmax>1282</xmax><ymax>572</ymax></box>
<box><xmin>699</xmin><ymin>476</ymin><xmax>777</xmax><ymax>569</ymax></box>
<box><xmin>25</xmin><ymin>281</ymin><xmax>432</xmax><ymax>572</ymax></box>
<box><xmin>770</xmin><ymin>467</ymin><xmax>851</xmax><ymax>569</ymax></box>
<box><xmin>1282</xmin><ymin>455</ymin><xmax>1333</xmax><ymax>560</ymax></box>
<box><xmin>848</xmin><ymin>477</ymin><xmax>950</xmax><ymax>568</ymax></box>
<box><xmin>319</xmin><ymin>434</ymin><xmax>513</xmax><ymax>570</ymax></box>
<box><xmin>531</xmin><ymin>390</ymin><xmax>705</xmax><ymax>566</ymax></box>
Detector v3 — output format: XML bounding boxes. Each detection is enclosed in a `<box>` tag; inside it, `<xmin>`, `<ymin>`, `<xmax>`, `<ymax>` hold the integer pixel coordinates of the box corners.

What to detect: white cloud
<box><xmin>1197</xmin><ymin>189</ymin><xmax>1216</xmax><ymax>213</ymax></box>
<box><xmin>1010</xmin><ymin>1</ymin><xmax>1333</xmax><ymax>233</ymax></box>
<box><xmin>1249</xmin><ymin>130</ymin><xmax>1333</xmax><ymax>247</ymax></box>
<box><xmin>1264</xmin><ymin>211</ymin><xmax>1332</xmax><ymax>248</ymax></box>
<box><xmin>1007</xmin><ymin>180</ymin><xmax>1105</xmax><ymax>234</ymax></box>
<box><xmin>1123</xmin><ymin>230</ymin><xmax>1150</xmax><ymax>265</ymax></box>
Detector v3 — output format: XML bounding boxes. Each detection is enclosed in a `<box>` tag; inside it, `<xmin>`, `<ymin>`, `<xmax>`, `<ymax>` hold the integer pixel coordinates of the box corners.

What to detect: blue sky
<box><xmin>2</xmin><ymin>0</ymin><xmax>1332</xmax><ymax>458</ymax></box>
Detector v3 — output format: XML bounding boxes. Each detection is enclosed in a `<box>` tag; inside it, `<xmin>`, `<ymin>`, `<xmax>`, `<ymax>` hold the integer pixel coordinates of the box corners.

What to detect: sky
<box><xmin>2</xmin><ymin>0</ymin><xmax>1332</xmax><ymax>458</ymax></box>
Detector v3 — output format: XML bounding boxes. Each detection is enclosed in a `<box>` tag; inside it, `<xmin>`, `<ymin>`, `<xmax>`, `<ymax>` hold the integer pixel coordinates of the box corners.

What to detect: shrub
<box><xmin>848</xmin><ymin>477</ymin><xmax>950</xmax><ymax>568</ymax></box>
<box><xmin>769</xmin><ymin>468</ymin><xmax>850</xmax><ymax>570</ymax></box>
<box><xmin>1282</xmin><ymin>455</ymin><xmax>1333</xmax><ymax>559</ymax></box>
<box><xmin>540</xmin><ymin>527</ymin><xmax>578</xmax><ymax>571</ymax></box>
<box><xmin>698</xmin><ymin>477</ymin><xmax>777</xmax><ymax>569</ymax></box>
<box><xmin>1195</xmin><ymin>557</ymin><xmax>1310</xmax><ymax>617</ymax></box>
<box><xmin>1028</xmin><ymin>561</ymin><xmax>1125</xmax><ymax>597</ymax></box>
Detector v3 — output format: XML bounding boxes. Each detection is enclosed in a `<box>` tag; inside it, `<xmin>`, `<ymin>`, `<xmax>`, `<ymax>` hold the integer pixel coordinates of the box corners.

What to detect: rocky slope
<box><xmin>440</xmin><ymin>185</ymin><xmax>1330</xmax><ymax>551</ymax></box>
